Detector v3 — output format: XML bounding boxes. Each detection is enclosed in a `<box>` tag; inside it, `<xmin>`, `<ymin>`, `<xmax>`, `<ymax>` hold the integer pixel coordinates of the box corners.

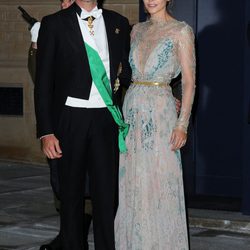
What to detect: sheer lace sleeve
<box><xmin>175</xmin><ymin>24</ymin><xmax>196</xmax><ymax>132</ymax></box>
<box><xmin>130</xmin><ymin>23</ymin><xmax>139</xmax><ymax>43</ymax></box>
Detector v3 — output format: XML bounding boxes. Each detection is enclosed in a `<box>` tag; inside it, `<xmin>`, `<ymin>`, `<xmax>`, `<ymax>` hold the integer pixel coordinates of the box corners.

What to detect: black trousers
<box><xmin>57</xmin><ymin>106</ymin><xmax>118</xmax><ymax>250</ymax></box>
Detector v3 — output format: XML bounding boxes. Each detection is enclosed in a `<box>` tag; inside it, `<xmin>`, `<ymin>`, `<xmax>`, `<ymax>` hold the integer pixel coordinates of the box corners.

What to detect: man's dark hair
<box><xmin>98</xmin><ymin>0</ymin><xmax>104</xmax><ymax>8</ymax></box>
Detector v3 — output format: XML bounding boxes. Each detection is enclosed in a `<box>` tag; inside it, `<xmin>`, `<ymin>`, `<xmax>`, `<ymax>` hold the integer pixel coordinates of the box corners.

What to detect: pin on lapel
<box><xmin>115</xmin><ymin>28</ymin><xmax>120</xmax><ymax>34</ymax></box>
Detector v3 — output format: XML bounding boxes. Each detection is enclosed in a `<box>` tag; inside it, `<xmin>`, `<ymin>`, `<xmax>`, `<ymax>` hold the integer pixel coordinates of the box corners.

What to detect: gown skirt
<box><xmin>115</xmin><ymin>83</ymin><xmax>189</xmax><ymax>250</ymax></box>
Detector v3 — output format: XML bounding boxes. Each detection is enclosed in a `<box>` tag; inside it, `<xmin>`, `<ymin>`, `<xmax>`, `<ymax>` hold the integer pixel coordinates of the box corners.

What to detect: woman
<box><xmin>115</xmin><ymin>0</ymin><xmax>196</xmax><ymax>249</ymax></box>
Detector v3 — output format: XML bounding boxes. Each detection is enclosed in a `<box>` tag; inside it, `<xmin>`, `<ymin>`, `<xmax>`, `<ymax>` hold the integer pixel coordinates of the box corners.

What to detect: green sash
<box><xmin>84</xmin><ymin>42</ymin><xmax>129</xmax><ymax>153</ymax></box>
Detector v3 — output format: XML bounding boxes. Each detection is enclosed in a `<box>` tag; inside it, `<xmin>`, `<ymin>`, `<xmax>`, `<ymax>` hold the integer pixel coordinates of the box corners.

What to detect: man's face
<box><xmin>61</xmin><ymin>0</ymin><xmax>74</xmax><ymax>9</ymax></box>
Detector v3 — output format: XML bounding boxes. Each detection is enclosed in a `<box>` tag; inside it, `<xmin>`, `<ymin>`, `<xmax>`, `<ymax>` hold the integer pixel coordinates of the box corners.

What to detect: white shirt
<box><xmin>65</xmin><ymin>7</ymin><xmax>111</xmax><ymax>108</ymax></box>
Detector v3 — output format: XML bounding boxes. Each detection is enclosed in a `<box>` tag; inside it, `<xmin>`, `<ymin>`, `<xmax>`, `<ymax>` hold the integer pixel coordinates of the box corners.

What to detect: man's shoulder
<box><xmin>41</xmin><ymin>11</ymin><xmax>60</xmax><ymax>25</ymax></box>
<box><xmin>41</xmin><ymin>6</ymin><xmax>71</xmax><ymax>24</ymax></box>
<box><xmin>102</xmin><ymin>9</ymin><xmax>129</xmax><ymax>23</ymax></box>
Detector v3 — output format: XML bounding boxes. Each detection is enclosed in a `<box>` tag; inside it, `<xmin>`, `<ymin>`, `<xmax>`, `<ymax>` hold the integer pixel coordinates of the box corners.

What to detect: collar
<box><xmin>73</xmin><ymin>2</ymin><xmax>102</xmax><ymax>19</ymax></box>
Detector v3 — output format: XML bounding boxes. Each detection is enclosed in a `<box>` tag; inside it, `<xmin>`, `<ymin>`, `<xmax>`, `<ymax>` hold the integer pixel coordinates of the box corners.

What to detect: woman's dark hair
<box><xmin>166</xmin><ymin>0</ymin><xmax>174</xmax><ymax>13</ymax></box>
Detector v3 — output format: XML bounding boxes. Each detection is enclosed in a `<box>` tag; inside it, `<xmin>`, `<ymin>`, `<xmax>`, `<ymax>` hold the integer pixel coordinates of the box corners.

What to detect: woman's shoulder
<box><xmin>170</xmin><ymin>19</ymin><xmax>192</xmax><ymax>30</ymax></box>
<box><xmin>168</xmin><ymin>20</ymin><xmax>195</xmax><ymax>41</ymax></box>
<box><xmin>173</xmin><ymin>20</ymin><xmax>194</xmax><ymax>35</ymax></box>
<box><xmin>130</xmin><ymin>21</ymin><xmax>148</xmax><ymax>40</ymax></box>
<box><xmin>131</xmin><ymin>21</ymin><xmax>149</xmax><ymax>31</ymax></box>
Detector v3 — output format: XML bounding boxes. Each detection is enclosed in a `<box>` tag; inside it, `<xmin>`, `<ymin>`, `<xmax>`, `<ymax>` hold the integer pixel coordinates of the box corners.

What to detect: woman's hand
<box><xmin>170</xmin><ymin>128</ymin><xmax>187</xmax><ymax>151</ymax></box>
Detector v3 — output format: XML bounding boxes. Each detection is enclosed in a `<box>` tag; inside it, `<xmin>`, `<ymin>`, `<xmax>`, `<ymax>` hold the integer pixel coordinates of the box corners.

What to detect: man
<box><xmin>35</xmin><ymin>0</ymin><xmax>131</xmax><ymax>249</ymax></box>
<box><xmin>26</xmin><ymin>2</ymin><xmax>92</xmax><ymax>249</ymax></box>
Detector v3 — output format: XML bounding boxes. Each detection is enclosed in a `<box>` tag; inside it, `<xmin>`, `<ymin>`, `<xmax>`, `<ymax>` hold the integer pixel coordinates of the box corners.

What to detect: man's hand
<box><xmin>41</xmin><ymin>134</ymin><xmax>62</xmax><ymax>159</ymax></box>
<box><xmin>175</xmin><ymin>98</ymin><xmax>181</xmax><ymax>114</ymax></box>
<box><xmin>31</xmin><ymin>42</ymin><xmax>37</xmax><ymax>49</ymax></box>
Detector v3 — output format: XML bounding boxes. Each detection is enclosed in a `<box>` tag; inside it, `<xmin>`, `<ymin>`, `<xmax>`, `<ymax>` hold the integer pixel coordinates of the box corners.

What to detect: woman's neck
<box><xmin>150</xmin><ymin>12</ymin><xmax>172</xmax><ymax>23</ymax></box>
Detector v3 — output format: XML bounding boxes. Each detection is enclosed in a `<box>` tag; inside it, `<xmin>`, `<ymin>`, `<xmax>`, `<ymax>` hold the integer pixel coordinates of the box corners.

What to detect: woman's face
<box><xmin>143</xmin><ymin>0</ymin><xmax>169</xmax><ymax>16</ymax></box>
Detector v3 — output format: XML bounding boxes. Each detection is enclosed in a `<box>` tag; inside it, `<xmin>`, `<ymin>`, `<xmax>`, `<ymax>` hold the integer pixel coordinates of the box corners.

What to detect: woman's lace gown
<box><xmin>115</xmin><ymin>19</ymin><xmax>196</xmax><ymax>250</ymax></box>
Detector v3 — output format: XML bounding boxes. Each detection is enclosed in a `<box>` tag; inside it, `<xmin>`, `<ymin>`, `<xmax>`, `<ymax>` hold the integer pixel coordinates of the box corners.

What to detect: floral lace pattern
<box><xmin>115</xmin><ymin>19</ymin><xmax>196</xmax><ymax>250</ymax></box>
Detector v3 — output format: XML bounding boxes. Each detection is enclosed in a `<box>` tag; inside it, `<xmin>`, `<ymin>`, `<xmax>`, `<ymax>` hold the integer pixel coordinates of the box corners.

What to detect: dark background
<box><xmin>139</xmin><ymin>0</ymin><xmax>250</xmax><ymax>214</ymax></box>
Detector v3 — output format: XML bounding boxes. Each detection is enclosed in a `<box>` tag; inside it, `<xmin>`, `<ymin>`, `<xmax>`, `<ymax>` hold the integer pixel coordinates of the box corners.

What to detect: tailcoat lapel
<box><xmin>61</xmin><ymin>5</ymin><xmax>118</xmax><ymax>94</ymax></box>
<box><xmin>61</xmin><ymin>4</ymin><xmax>89</xmax><ymax>62</ymax></box>
<box><xmin>102</xmin><ymin>10</ymin><xmax>116</xmax><ymax>90</ymax></box>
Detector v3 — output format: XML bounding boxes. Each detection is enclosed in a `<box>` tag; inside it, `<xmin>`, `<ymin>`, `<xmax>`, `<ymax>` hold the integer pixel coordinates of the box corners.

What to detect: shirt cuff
<box><xmin>40</xmin><ymin>134</ymin><xmax>54</xmax><ymax>140</ymax></box>
<box><xmin>30</xmin><ymin>22</ymin><xmax>41</xmax><ymax>43</ymax></box>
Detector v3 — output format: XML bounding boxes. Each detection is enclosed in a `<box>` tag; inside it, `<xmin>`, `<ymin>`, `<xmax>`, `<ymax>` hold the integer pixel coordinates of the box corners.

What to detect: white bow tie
<box><xmin>81</xmin><ymin>9</ymin><xmax>103</xmax><ymax>20</ymax></box>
